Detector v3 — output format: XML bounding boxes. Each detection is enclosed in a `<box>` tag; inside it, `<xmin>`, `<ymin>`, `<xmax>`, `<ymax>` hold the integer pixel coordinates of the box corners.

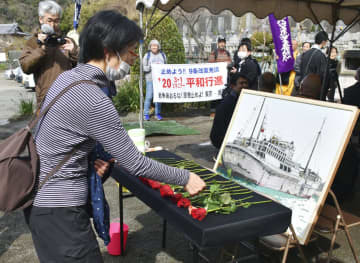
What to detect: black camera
<box><xmin>44</xmin><ymin>34</ymin><xmax>66</xmax><ymax>47</ymax></box>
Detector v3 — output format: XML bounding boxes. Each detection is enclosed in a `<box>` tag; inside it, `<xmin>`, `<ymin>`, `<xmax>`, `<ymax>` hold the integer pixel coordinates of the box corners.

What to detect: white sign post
<box><xmin>151</xmin><ymin>62</ymin><xmax>228</xmax><ymax>103</ymax></box>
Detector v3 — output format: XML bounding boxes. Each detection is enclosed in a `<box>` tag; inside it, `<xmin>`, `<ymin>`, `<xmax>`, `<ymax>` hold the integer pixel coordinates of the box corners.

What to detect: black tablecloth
<box><xmin>111</xmin><ymin>150</ymin><xmax>292</xmax><ymax>248</ymax></box>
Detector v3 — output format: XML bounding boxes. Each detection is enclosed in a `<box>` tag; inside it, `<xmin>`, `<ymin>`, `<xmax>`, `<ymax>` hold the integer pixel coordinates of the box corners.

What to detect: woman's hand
<box><xmin>94</xmin><ymin>159</ymin><xmax>111</xmax><ymax>177</ymax></box>
<box><xmin>184</xmin><ymin>172</ymin><xmax>206</xmax><ymax>196</ymax></box>
<box><xmin>230</xmin><ymin>67</ymin><xmax>237</xmax><ymax>73</ymax></box>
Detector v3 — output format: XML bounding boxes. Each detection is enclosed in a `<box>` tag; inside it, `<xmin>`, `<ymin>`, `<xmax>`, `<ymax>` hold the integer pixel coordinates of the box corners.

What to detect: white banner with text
<box><xmin>151</xmin><ymin>62</ymin><xmax>228</xmax><ymax>103</ymax></box>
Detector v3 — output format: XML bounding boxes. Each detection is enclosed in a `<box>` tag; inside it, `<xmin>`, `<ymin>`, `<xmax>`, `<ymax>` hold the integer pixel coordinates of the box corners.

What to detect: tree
<box><xmin>170</xmin><ymin>7</ymin><xmax>211</xmax><ymax>60</ymax></box>
<box><xmin>60</xmin><ymin>0</ymin><xmax>137</xmax><ymax>34</ymax></box>
<box><xmin>113</xmin><ymin>11</ymin><xmax>192</xmax><ymax>113</ymax></box>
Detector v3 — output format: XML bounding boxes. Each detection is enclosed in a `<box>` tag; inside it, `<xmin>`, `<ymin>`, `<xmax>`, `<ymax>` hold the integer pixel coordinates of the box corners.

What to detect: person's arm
<box><xmin>87</xmin><ymin>96</ymin><xmax>190</xmax><ymax>186</ymax></box>
<box><xmin>143</xmin><ymin>53</ymin><xmax>151</xmax><ymax>73</ymax></box>
<box><xmin>294</xmin><ymin>54</ymin><xmax>302</xmax><ymax>74</ymax></box>
<box><xmin>19</xmin><ymin>38</ymin><xmax>47</xmax><ymax>74</ymax></box>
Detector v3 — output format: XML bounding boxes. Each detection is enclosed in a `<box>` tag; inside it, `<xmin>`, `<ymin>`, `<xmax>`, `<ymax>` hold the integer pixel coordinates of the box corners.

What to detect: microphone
<box><xmin>41</xmin><ymin>24</ymin><xmax>54</xmax><ymax>35</ymax></box>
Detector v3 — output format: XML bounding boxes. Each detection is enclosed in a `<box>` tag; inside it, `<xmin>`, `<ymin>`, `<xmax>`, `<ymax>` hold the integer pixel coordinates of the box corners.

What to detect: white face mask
<box><xmin>105</xmin><ymin>53</ymin><xmax>131</xmax><ymax>81</ymax></box>
<box><xmin>237</xmin><ymin>51</ymin><xmax>247</xmax><ymax>59</ymax></box>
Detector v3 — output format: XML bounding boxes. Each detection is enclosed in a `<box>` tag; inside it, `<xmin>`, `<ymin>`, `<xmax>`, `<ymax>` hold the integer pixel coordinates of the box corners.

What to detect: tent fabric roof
<box><xmin>157</xmin><ymin>0</ymin><xmax>360</xmax><ymax>25</ymax></box>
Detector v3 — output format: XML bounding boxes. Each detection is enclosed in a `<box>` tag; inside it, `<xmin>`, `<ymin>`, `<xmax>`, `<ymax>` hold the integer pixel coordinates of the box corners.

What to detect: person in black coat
<box><xmin>343</xmin><ymin>68</ymin><xmax>360</xmax><ymax>108</ymax></box>
<box><xmin>210</xmin><ymin>73</ymin><xmax>249</xmax><ymax>149</ymax></box>
<box><xmin>230</xmin><ymin>38</ymin><xmax>261</xmax><ymax>90</ymax></box>
<box><xmin>299</xmin><ymin>31</ymin><xmax>328</xmax><ymax>84</ymax></box>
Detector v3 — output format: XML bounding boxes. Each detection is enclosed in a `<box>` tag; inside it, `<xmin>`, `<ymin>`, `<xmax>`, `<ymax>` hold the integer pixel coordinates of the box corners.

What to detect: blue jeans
<box><xmin>144</xmin><ymin>80</ymin><xmax>161</xmax><ymax>115</ymax></box>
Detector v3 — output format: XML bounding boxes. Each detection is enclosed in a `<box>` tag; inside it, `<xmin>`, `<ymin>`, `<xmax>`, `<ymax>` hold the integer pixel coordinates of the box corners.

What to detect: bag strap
<box><xmin>30</xmin><ymin>79</ymin><xmax>97</xmax><ymax>190</ymax></box>
<box><xmin>38</xmin><ymin>144</ymin><xmax>83</xmax><ymax>190</ymax></box>
<box><xmin>27</xmin><ymin>80</ymin><xmax>96</xmax><ymax>131</ymax></box>
<box><xmin>304</xmin><ymin>49</ymin><xmax>319</xmax><ymax>79</ymax></box>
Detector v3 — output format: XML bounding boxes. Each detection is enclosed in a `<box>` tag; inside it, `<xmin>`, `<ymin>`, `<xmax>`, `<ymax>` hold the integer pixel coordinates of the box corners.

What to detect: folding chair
<box><xmin>259</xmin><ymin>224</ymin><xmax>311</xmax><ymax>263</ymax></box>
<box><xmin>314</xmin><ymin>190</ymin><xmax>360</xmax><ymax>263</ymax></box>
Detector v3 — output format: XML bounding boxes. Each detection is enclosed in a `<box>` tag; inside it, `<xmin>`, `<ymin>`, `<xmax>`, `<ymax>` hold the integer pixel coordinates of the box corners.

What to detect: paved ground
<box><xmin>0</xmin><ymin>72</ymin><xmax>35</xmax><ymax>125</ymax></box>
<box><xmin>1</xmin><ymin>75</ymin><xmax>360</xmax><ymax>262</ymax></box>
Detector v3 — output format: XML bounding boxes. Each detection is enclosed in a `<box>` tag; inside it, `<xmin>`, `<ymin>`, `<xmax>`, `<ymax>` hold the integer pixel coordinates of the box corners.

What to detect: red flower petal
<box><xmin>147</xmin><ymin>179</ymin><xmax>161</xmax><ymax>189</ymax></box>
<box><xmin>159</xmin><ymin>185</ymin><xmax>174</xmax><ymax>197</ymax></box>
<box><xmin>139</xmin><ymin>177</ymin><xmax>149</xmax><ymax>186</ymax></box>
<box><xmin>191</xmin><ymin>208</ymin><xmax>207</xmax><ymax>221</ymax></box>
<box><xmin>177</xmin><ymin>198</ymin><xmax>191</xmax><ymax>208</ymax></box>
<box><xmin>171</xmin><ymin>193</ymin><xmax>183</xmax><ymax>203</ymax></box>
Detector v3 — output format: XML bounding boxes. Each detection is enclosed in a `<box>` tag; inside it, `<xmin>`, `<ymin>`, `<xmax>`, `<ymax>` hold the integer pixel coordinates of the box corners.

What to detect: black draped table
<box><xmin>110</xmin><ymin>150</ymin><xmax>292</xmax><ymax>262</ymax></box>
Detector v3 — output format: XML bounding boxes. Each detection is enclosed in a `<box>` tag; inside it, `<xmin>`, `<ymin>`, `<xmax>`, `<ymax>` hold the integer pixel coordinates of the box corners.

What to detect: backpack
<box><xmin>0</xmin><ymin>80</ymin><xmax>95</xmax><ymax>212</ymax></box>
<box><xmin>146</xmin><ymin>50</ymin><xmax>166</xmax><ymax>63</ymax></box>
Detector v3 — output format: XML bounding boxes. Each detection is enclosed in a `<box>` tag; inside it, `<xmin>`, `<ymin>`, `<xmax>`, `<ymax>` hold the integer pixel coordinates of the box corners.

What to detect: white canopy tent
<box><xmin>135</xmin><ymin>0</ymin><xmax>360</xmax><ymax>126</ymax></box>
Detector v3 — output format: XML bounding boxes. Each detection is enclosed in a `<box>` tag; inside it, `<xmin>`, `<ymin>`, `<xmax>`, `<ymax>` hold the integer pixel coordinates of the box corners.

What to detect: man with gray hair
<box><xmin>20</xmin><ymin>0</ymin><xmax>78</xmax><ymax>109</ymax></box>
<box><xmin>343</xmin><ymin>68</ymin><xmax>360</xmax><ymax>108</ymax></box>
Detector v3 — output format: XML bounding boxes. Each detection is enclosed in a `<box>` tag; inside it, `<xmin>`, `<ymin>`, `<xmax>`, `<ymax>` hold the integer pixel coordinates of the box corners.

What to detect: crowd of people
<box><xmin>209</xmin><ymin>31</ymin><xmax>360</xmax><ymax>149</ymax></box>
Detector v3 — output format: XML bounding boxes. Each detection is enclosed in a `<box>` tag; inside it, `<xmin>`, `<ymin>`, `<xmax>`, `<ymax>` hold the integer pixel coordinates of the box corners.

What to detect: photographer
<box><xmin>19</xmin><ymin>0</ymin><xmax>78</xmax><ymax>109</ymax></box>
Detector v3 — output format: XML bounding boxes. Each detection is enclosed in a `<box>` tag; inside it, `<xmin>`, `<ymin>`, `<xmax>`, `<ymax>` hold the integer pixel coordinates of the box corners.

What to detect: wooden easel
<box><xmin>315</xmin><ymin>189</ymin><xmax>360</xmax><ymax>263</ymax></box>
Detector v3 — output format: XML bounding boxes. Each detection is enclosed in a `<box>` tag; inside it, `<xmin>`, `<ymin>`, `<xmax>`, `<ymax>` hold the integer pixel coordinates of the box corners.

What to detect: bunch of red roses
<box><xmin>139</xmin><ymin>177</ymin><xmax>207</xmax><ymax>221</ymax></box>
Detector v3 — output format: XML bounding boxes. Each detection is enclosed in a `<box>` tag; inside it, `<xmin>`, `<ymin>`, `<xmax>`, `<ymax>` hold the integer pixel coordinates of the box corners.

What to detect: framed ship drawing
<box><xmin>214</xmin><ymin>90</ymin><xmax>359</xmax><ymax>244</ymax></box>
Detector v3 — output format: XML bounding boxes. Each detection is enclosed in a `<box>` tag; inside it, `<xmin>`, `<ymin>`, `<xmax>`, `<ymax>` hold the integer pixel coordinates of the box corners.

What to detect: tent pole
<box><xmin>138</xmin><ymin>3</ymin><xmax>145</xmax><ymax>129</ymax></box>
<box><xmin>149</xmin><ymin>0</ymin><xmax>185</xmax><ymax>31</ymax></box>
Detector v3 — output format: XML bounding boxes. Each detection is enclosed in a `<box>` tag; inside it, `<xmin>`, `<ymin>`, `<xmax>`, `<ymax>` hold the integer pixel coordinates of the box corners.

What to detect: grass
<box><xmin>9</xmin><ymin>94</ymin><xmax>35</xmax><ymax>121</ymax></box>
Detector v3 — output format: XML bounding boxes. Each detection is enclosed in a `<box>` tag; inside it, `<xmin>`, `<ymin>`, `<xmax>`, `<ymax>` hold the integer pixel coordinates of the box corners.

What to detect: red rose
<box><xmin>191</xmin><ymin>208</ymin><xmax>207</xmax><ymax>221</ymax></box>
<box><xmin>171</xmin><ymin>193</ymin><xmax>183</xmax><ymax>203</ymax></box>
<box><xmin>147</xmin><ymin>179</ymin><xmax>161</xmax><ymax>189</ymax></box>
<box><xmin>177</xmin><ymin>198</ymin><xmax>191</xmax><ymax>208</ymax></box>
<box><xmin>159</xmin><ymin>185</ymin><xmax>174</xmax><ymax>197</ymax></box>
<box><xmin>139</xmin><ymin>177</ymin><xmax>149</xmax><ymax>186</ymax></box>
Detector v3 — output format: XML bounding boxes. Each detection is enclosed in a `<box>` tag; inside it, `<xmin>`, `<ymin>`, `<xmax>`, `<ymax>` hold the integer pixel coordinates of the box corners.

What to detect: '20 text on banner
<box><xmin>151</xmin><ymin>63</ymin><xmax>228</xmax><ymax>103</ymax></box>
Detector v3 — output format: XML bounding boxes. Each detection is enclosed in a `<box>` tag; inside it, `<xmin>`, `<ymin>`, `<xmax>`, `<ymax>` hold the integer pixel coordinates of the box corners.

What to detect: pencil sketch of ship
<box><xmin>223</xmin><ymin>98</ymin><xmax>324</xmax><ymax>199</ymax></box>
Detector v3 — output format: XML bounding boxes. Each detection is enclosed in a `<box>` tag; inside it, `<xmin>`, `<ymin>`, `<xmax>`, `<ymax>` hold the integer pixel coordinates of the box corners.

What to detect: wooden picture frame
<box><xmin>214</xmin><ymin>90</ymin><xmax>359</xmax><ymax>245</ymax></box>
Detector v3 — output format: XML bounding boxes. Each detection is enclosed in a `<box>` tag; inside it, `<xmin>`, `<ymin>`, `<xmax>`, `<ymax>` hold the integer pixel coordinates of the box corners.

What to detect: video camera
<box><xmin>40</xmin><ymin>24</ymin><xmax>66</xmax><ymax>47</ymax></box>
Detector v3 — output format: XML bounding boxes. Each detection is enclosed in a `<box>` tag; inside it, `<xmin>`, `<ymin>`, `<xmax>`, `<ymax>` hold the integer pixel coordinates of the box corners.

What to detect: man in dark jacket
<box><xmin>231</xmin><ymin>39</ymin><xmax>261</xmax><ymax>90</ymax></box>
<box><xmin>343</xmin><ymin>68</ymin><xmax>360</xmax><ymax>108</ymax></box>
<box><xmin>299</xmin><ymin>31</ymin><xmax>328</xmax><ymax>84</ymax></box>
<box><xmin>210</xmin><ymin>73</ymin><xmax>249</xmax><ymax>149</ymax></box>
<box><xmin>19</xmin><ymin>0</ymin><xmax>78</xmax><ymax>109</ymax></box>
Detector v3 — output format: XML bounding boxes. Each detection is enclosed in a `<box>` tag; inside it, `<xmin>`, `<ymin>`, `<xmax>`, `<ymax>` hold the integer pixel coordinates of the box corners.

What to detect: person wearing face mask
<box><xmin>19</xmin><ymin>0</ymin><xmax>78</xmax><ymax>110</ymax></box>
<box><xmin>325</xmin><ymin>46</ymin><xmax>341</xmax><ymax>102</ymax></box>
<box><xmin>24</xmin><ymin>10</ymin><xmax>206</xmax><ymax>263</ymax></box>
<box><xmin>143</xmin><ymin>39</ymin><xmax>167</xmax><ymax>121</ymax></box>
<box><xmin>230</xmin><ymin>38</ymin><xmax>261</xmax><ymax>90</ymax></box>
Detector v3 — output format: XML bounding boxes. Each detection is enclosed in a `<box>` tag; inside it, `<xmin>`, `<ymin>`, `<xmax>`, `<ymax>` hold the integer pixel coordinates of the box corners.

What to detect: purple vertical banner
<box><xmin>269</xmin><ymin>14</ymin><xmax>294</xmax><ymax>73</ymax></box>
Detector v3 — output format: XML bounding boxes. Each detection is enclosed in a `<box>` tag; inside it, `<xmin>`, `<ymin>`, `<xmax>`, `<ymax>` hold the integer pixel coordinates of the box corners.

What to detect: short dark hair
<box><xmin>79</xmin><ymin>10</ymin><xmax>143</xmax><ymax>63</ymax></box>
<box><xmin>315</xmin><ymin>31</ymin><xmax>328</xmax><ymax>45</ymax></box>
<box><xmin>230</xmin><ymin>72</ymin><xmax>248</xmax><ymax>86</ymax></box>
<box><xmin>302</xmin><ymin>42</ymin><xmax>311</xmax><ymax>48</ymax></box>
<box><xmin>238</xmin><ymin>37</ymin><xmax>252</xmax><ymax>51</ymax></box>
<box><xmin>259</xmin><ymin>72</ymin><xmax>276</xmax><ymax>93</ymax></box>
<box><xmin>326</xmin><ymin>46</ymin><xmax>337</xmax><ymax>56</ymax></box>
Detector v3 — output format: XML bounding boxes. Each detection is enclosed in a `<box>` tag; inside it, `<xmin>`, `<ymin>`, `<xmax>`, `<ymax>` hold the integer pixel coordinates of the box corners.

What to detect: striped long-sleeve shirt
<box><xmin>34</xmin><ymin>63</ymin><xmax>189</xmax><ymax>207</ymax></box>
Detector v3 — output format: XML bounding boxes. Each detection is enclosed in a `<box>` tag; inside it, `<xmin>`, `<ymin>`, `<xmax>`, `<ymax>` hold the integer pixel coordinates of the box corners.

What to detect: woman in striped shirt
<box><xmin>25</xmin><ymin>10</ymin><xmax>205</xmax><ymax>263</ymax></box>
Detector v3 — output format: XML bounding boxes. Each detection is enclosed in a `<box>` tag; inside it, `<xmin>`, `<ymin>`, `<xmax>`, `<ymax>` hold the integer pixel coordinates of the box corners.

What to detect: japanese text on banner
<box><xmin>151</xmin><ymin>63</ymin><xmax>228</xmax><ymax>103</ymax></box>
